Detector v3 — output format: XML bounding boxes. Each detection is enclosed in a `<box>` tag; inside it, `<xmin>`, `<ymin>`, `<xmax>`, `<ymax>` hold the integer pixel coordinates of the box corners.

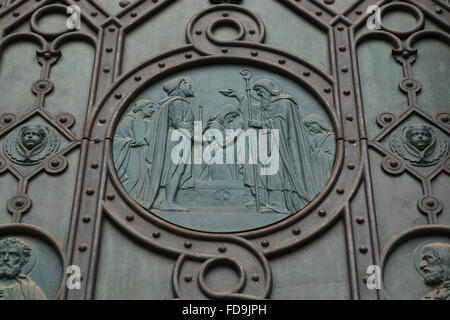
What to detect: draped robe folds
<box><xmin>309</xmin><ymin>131</ymin><xmax>335</xmax><ymax>189</ymax></box>
<box><xmin>244</xmin><ymin>95</ymin><xmax>319</xmax><ymax>212</ymax></box>
<box><xmin>113</xmin><ymin>113</ymin><xmax>153</xmax><ymax>205</ymax></box>
<box><xmin>143</xmin><ymin>96</ymin><xmax>194</xmax><ymax>209</ymax></box>
<box><xmin>0</xmin><ymin>275</ymin><xmax>47</xmax><ymax>300</ymax></box>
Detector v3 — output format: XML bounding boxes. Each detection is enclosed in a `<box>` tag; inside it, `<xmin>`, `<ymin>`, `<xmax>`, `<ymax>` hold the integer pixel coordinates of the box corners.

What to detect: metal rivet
<box><xmin>337</xmin><ymin>188</ymin><xmax>345</xmax><ymax>194</ymax></box>
<box><xmin>221</xmin><ymin>48</ymin><xmax>228</xmax><ymax>53</ymax></box>
<box><xmin>303</xmin><ymin>70</ymin><xmax>310</xmax><ymax>76</ymax></box>
<box><xmin>15</xmin><ymin>200</ymin><xmax>24</xmax><ymax>208</ymax></box>
<box><xmin>251</xmin><ymin>51</ymin><xmax>258</xmax><ymax>56</ymax></box>
<box><xmin>261</xmin><ymin>239</ymin><xmax>270</xmax><ymax>247</ymax></box>
<box><xmin>106</xmin><ymin>47</ymin><xmax>113</xmax><ymax>53</ymax></box>
<box><xmin>318</xmin><ymin>209</ymin><xmax>326</xmax><ymax>217</ymax></box>
<box><xmin>106</xmin><ymin>193</ymin><xmax>115</xmax><ymax>200</ymax></box>
<box><xmin>51</xmin><ymin>160</ymin><xmax>60</xmax><ymax>167</ymax></box>
<box><xmin>341</xmin><ymin>67</ymin><xmax>348</xmax><ymax>73</ymax></box>
<box><xmin>426</xmin><ymin>200</ymin><xmax>435</xmax><ymax>207</ymax></box>
<box><xmin>13</xmin><ymin>12</ymin><xmax>20</xmax><ymax>17</ymax></box>
<box><xmin>91</xmin><ymin>12</ymin><xmax>98</xmax><ymax>17</ymax></box>
<box><xmin>222</xmin><ymin>12</ymin><xmax>229</xmax><ymax>17</ymax></box>
<box><xmin>218</xmin><ymin>246</ymin><xmax>227</xmax><ymax>253</ymax></box>
<box><xmin>249</xmin><ymin>29</ymin><xmax>256</xmax><ymax>34</ymax></box>
<box><xmin>103</xmin><ymin>67</ymin><xmax>110</xmax><ymax>73</ymax></box>
<box><xmin>152</xmin><ymin>231</ymin><xmax>161</xmax><ymax>238</ymax></box>
<box><xmin>349</xmin><ymin>138</ymin><xmax>356</xmax><ymax>144</ymax></box>
<box><xmin>402</xmin><ymin>51</ymin><xmax>410</xmax><ymax>58</ymax></box>
<box><xmin>279</xmin><ymin>59</ymin><xmax>286</xmax><ymax>65</ymax></box>
<box><xmin>251</xmin><ymin>274</ymin><xmax>259</xmax><ymax>281</ymax></box>
<box><xmin>435</xmin><ymin>8</ymin><xmax>443</xmax><ymax>14</ymax></box>
<box><xmin>134</xmin><ymin>75</ymin><xmax>142</xmax><ymax>81</ymax></box>
<box><xmin>346</xmin><ymin>115</ymin><xmax>353</xmax><ymax>121</ymax></box>
<box><xmin>126</xmin><ymin>214</ymin><xmax>135</xmax><ymax>221</ymax></box>
<box><xmin>324</xmin><ymin>0</ymin><xmax>335</xmax><ymax>5</ymax></box>
<box><xmin>99</xmin><ymin>118</ymin><xmax>106</xmax><ymax>124</ymax></box>
<box><xmin>359</xmin><ymin>246</ymin><xmax>368</xmax><ymax>254</ymax></box>
<box><xmin>389</xmin><ymin>160</ymin><xmax>398</xmax><ymax>168</ymax></box>
<box><xmin>86</xmin><ymin>188</ymin><xmax>95</xmax><ymax>195</ymax></box>
<box><xmin>115</xmin><ymin>93</ymin><xmax>122</xmax><ymax>99</ymax></box>
<box><xmin>315</xmin><ymin>11</ymin><xmax>322</xmax><ymax>16</ymax></box>
<box><xmin>130</xmin><ymin>12</ymin><xmax>137</xmax><ymax>17</ymax></box>
<box><xmin>324</xmin><ymin>87</ymin><xmax>331</xmax><ymax>93</ymax></box>
<box><xmin>343</xmin><ymin>89</ymin><xmax>351</xmax><ymax>95</ymax></box>
<box><xmin>292</xmin><ymin>227</ymin><xmax>301</xmax><ymax>235</ymax></box>
<box><xmin>337</xmin><ymin>26</ymin><xmax>344</xmax><ymax>31</ymax></box>
<box><xmin>195</xmin><ymin>29</ymin><xmax>202</xmax><ymax>35</ymax></box>
<box><xmin>91</xmin><ymin>163</ymin><xmax>98</xmax><ymax>169</ymax></box>
<box><xmin>440</xmin><ymin>115</ymin><xmax>449</xmax><ymax>123</ymax></box>
<box><xmin>3</xmin><ymin>116</ymin><xmax>13</xmax><ymax>123</ymax></box>
<box><xmin>184</xmin><ymin>241</ymin><xmax>192</xmax><ymax>249</ymax></box>
<box><xmin>383</xmin><ymin>115</ymin><xmax>392</xmax><ymax>122</ymax></box>
<box><xmin>94</xmin><ymin>138</ymin><xmax>101</xmax><ymax>143</ymax></box>
<box><xmin>185</xmin><ymin>53</ymin><xmax>192</xmax><ymax>59</ymax></box>
<box><xmin>109</xmin><ymin>27</ymin><xmax>116</xmax><ymax>32</ymax></box>
<box><xmin>347</xmin><ymin>164</ymin><xmax>355</xmax><ymax>170</ymax></box>
<box><xmin>79</xmin><ymin>244</ymin><xmax>88</xmax><ymax>252</ymax></box>
<box><xmin>82</xmin><ymin>215</ymin><xmax>91</xmax><ymax>223</ymax></box>
<box><xmin>158</xmin><ymin>62</ymin><xmax>165</xmax><ymax>68</ymax></box>
<box><xmin>356</xmin><ymin>216</ymin><xmax>365</xmax><ymax>224</ymax></box>
<box><xmin>355</xmin><ymin>10</ymin><xmax>362</xmax><ymax>15</ymax></box>
<box><xmin>184</xmin><ymin>274</ymin><xmax>193</xmax><ymax>282</ymax></box>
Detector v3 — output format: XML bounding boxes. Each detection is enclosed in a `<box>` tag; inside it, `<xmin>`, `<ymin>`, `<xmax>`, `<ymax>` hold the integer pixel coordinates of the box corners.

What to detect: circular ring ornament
<box><xmin>186</xmin><ymin>4</ymin><xmax>266</xmax><ymax>54</ymax></box>
<box><xmin>45</xmin><ymin>155</ymin><xmax>68</xmax><ymax>175</ymax></box>
<box><xmin>381</xmin><ymin>155</ymin><xmax>405</xmax><ymax>175</ymax></box>
<box><xmin>0</xmin><ymin>113</ymin><xmax>16</xmax><ymax>127</ymax></box>
<box><xmin>7</xmin><ymin>194</ymin><xmax>32</xmax><ymax>214</ymax></box>
<box><xmin>376</xmin><ymin>112</ymin><xmax>397</xmax><ymax>128</ymax></box>
<box><xmin>198</xmin><ymin>257</ymin><xmax>247</xmax><ymax>298</ymax></box>
<box><xmin>31</xmin><ymin>4</ymin><xmax>74</xmax><ymax>40</ymax></box>
<box><xmin>417</xmin><ymin>195</ymin><xmax>442</xmax><ymax>217</ymax></box>
<box><xmin>379</xmin><ymin>3</ymin><xmax>425</xmax><ymax>38</ymax></box>
<box><xmin>55</xmin><ymin>112</ymin><xmax>76</xmax><ymax>129</ymax></box>
<box><xmin>32</xmin><ymin>79</ymin><xmax>54</xmax><ymax>95</ymax></box>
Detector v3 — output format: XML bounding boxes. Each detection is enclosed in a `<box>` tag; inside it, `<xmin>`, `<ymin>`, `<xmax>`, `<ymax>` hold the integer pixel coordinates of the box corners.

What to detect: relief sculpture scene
<box><xmin>113</xmin><ymin>66</ymin><xmax>336</xmax><ymax>232</ymax></box>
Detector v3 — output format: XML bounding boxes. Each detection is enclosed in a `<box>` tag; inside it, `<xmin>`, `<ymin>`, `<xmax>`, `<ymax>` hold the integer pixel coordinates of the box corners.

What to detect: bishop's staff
<box><xmin>240</xmin><ymin>68</ymin><xmax>261</xmax><ymax>214</ymax></box>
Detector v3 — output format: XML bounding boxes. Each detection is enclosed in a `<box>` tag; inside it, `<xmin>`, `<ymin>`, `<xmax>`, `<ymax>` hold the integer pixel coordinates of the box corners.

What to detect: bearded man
<box><xmin>0</xmin><ymin>237</ymin><xmax>47</xmax><ymax>300</ymax></box>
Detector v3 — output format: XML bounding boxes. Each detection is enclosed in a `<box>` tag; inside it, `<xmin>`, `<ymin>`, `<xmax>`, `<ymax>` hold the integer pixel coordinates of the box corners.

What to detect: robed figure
<box><xmin>113</xmin><ymin>100</ymin><xmax>157</xmax><ymax>206</ymax></box>
<box><xmin>144</xmin><ymin>77</ymin><xmax>195</xmax><ymax>211</ymax></box>
<box><xmin>246</xmin><ymin>79</ymin><xmax>319</xmax><ymax>213</ymax></box>
<box><xmin>304</xmin><ymin>114</ymin><xmax>335</xmax><ymax>189</ymax></box>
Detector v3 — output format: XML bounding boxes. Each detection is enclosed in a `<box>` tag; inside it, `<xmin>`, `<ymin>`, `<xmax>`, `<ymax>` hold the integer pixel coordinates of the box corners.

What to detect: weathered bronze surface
<box><xmin>0</xmin><ymin>0</ymin><xmax>448</xmax><ymax>300</ymax></box>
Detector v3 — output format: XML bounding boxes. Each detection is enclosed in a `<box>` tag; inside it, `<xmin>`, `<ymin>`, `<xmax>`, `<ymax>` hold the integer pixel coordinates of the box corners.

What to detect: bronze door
<box><xmin>0</xmin><ymin>0</ymin><xmax>448</xmax><ymax>300</ymax></box>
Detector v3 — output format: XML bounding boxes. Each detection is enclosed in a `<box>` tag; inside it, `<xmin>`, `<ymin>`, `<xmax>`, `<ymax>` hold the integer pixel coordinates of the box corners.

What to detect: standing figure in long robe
<box><xmin>246</xmin><ymin>79</ymin><xmax>319</xmax><ymax>213</ymax></box>
<box><xmin>304</xmin><ymin>114</ymin><xmax>335</xmax><ymax>190</ymax></box>
<box><xmin>144</xmin><ymin>77</ymin><xmax>195</xmax><ymax>211</ymax></box>
<box><xmin>113</xmin><ymin>99</ymin><xmax>157</xmax><ymax>206</ymax></box>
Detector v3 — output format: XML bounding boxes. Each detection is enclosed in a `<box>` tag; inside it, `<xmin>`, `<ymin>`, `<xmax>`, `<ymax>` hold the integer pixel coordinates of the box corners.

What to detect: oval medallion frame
<box><xmin>0</xmin><ymin>223</ymin><xmax>66</xmax><ymax>300</ymax></box>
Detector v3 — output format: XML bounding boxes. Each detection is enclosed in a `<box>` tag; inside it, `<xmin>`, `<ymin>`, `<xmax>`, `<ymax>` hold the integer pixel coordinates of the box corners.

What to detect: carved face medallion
<box><xmin>389</xmin><ymin>121</ymin><xmax>448</xmax><ymax>167</ymax></box>
<box><xmin>21</xmin><ymin>126</ymin><xmax>46</xmax><ymax>150</ymax></box>
<box><xmin>406</xmin><ymin>125</ymin><xmax>432</xmax><ymax>151</ymax></box>
<box><xmin>3</xmin><ymin>123</ymin><xmax>60</xmax><ymax>166</ymax></box>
